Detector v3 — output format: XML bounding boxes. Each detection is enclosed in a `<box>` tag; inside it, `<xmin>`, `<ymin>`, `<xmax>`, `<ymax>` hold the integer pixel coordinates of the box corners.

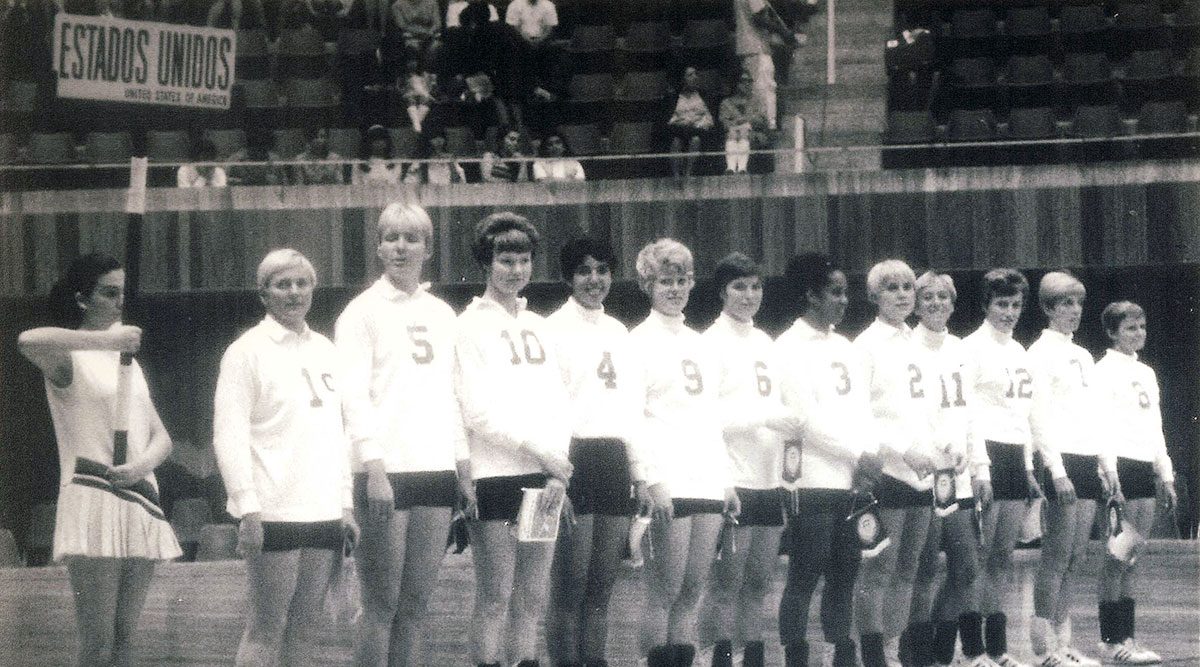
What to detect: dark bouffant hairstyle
<box><xmin>713</xmin><ymin>252</ymin><xmax>760</xmax><ymax>297</ymax></box>
<box><xmin>48</xmin><ymin>253</ymin><xmax>122</xmax><ymax>327</ymax></box>
<box><xmin>559</xmin><ymin>237</ymin><xmax>615</xmax><ymax>281</ymax></box>
<box><xmin>785</xmin><ymin>252</ymin><xmax>837</xmax><ymax>314</ymax></box>
<box><xmin>980</xmin><ymin>268</ymin><xmax>1029</xmax><ymax>307</ymax></box>
<box><xmin>471</xmin><ymin>212</ymin><xmax>540</xmax><ymax>266</ymax></box>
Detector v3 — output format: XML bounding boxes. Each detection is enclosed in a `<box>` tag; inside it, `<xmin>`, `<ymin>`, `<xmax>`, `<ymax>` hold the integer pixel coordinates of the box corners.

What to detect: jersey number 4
<box><xmin>597</xmin><ymin>351</ymin><xmax>617</xmax><ymax>389</ymax></box>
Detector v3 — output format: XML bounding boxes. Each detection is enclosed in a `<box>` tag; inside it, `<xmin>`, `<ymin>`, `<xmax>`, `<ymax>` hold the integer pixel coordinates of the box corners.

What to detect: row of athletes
<box><xmin>16</xmin><ymin>203</ymin><xmax>1176</xmax><ymax>667</ymax></box>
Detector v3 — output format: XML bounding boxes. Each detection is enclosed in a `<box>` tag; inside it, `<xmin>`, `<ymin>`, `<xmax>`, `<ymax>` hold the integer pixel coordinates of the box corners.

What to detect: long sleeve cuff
<box><xmin>353</xmin><ymin>438</ymin><xmax>385</xmax><ymax>470</ymax></box>
<box><xmin>229</xmin><ymin>489</ymin><xmax>261</xmax><ymax>518</ymax></box>
<box><xmin>1048</xmin><ymin>458</ymin><xmax>1068</xmax><ymax>481</ymax></box>
<box><xmin>973</xmin><ymin>464</ymin><xmax>991</xmax><ymax>482</ymax></box>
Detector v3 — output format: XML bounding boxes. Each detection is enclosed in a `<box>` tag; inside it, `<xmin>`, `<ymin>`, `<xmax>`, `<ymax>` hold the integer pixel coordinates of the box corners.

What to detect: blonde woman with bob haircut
<box><xmin>336</xmin><ymin>203</ymin><xmax>474</xmax><ymax>666</ymax></box>
<box><xmin>213</xmin><ymin>249</ymin><xmax>359</xmax><ymax>666</ymax></box>
<box><xmin>630</xmin><ymin>238</ymin><xmax>739</xmax><ymax>667</ymax></box>
<box><xmin>1027</xmin><ymin>271</ymin><xmax>1103</xmax><ymax>667</ymax></box>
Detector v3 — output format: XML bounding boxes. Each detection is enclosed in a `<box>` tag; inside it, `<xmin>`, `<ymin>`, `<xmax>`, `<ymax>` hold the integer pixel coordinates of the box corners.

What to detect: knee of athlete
<box><xmin>676</xmin><ymin>573</ymin><xmax>707</xmax><ymax>604</ymax></box>
<box><xmin>246</xmin><ymin>611</ymin><xmax>290</xmax><ymax>641</ymax></box>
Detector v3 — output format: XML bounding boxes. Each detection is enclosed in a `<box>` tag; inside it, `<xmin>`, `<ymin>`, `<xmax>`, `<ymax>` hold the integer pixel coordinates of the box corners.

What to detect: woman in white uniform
<box><xmin>1093</xmin><ymin>301</ymin><xmax>1176</xmax><ymax>665</ymax></box>
<box><xmin>18</xmin><ymin>253</ymin><xmax>181</xmax><ymax>666</ymax></box>
<box><xmin>546</xmin><ymin>237</ymin><xmax>650</xmax><ymax>667</ymax></box>
<box><xmin>213</xmin><ymin>249</ymin><xmax>359</xmax><ymax>666</ymax></box>
<box><xmin>700</xmin><ymin>252</ymin><xmax>790</xmax><ymax>667</ymax></box>
<box><xmin>335</xmin><ymin>202</ymin><xmax>473</xmax><ymax>666</ymax></box>
<box><xmin>453</xmin><ymin>213</ymin><xmax>573</xmax><ymax>667</ymax></box>
<box><xmin>631</xmin><ymin>238</ymin><xmax>739</xmax><ymax>667</ymax></box>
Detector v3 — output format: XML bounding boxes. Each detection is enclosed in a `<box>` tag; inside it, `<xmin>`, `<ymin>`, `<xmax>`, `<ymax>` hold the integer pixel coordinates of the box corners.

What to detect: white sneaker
<box><xmin>884</xmin><ymin>635</ymin><xmax>904</xmax><ymax>667</ymax></box>
<box><xmin>955</xmin><ymin>655</ymin><xmax>1001</xmax><ymax>667</ymax></box>
<box><xmin>1059</xmin><ymin>646</ymin><xmax>1101</xmax><ymax>667</ymax></box>
<box><xmin>992</xmin><ymin>653</ymin><xmax>1031</xmax><ymax>667</ymax></box>
<box><xmin>1096</xmin><ymin>639</ymin><xmax>1162</xmax><ymax>665</ymax></box>
<box><xmin>1033</xmin><ymin>650</ymin><xmax>1071</xmax><ymax>667</ymax></box>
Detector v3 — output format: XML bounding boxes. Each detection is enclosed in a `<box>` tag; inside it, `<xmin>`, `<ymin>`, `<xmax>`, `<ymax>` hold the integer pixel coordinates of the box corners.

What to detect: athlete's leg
<box><xmin>468</xmin><ymin>520</ymin><xmax>517</xmax><ymax>664</ymax></box>
<box><xmin>355</xmin><ymin>509</ymin><xmax>408</xmax><ymax>667</ymax></box>
<box><xmin>280</xmin><ymin>547</ymin><xmax>339</xmax><ymax>666</ymax></box>
<box><xmin>390</xmin><ymin>506</ymin><xmax>452</xmax><ymax>667</ymax></box>
<box><xmin>509</xmin><ymin>537</ymin><xmax>556</xmax><ymax>662</ymax></box>
<box><xmin>67</xmin><ymin>556</ymin><xmax>121</xmax><ymax>666</ymax></box>
<box><xmin>643</xmin><ymin>516</ymin><xmax>692</xmax><ymax>654</ymax></box>
<box><xmin>702</xmin><ymin>523</ymin><xmax>753</xmax><ymax>645</ymax></box>
<box><xmin>112</xmin><ymin>558</ymin><xmax>156</xmax><ymax>667</ymax></box>
<box><xmin>548</xmin><ymin>512</ymin><xmax>594</xmax><ymax>664</ymax></box>
<box><xmin>667</xmin><ymin>513</ymin><xmax>722</xmax><ymax>644</ymax></box>
<box><xmin>580</xmin><ymin>513</ymin><xmax>631</xmax><ymax>662</ymax></box>
<box><xmin>237</xmin><ymin>549</ymin><xmax>302</xmax><ymax>666</ymax></box>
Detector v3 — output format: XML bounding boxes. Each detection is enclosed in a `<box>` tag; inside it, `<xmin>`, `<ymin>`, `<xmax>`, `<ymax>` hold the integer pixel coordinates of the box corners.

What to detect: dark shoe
<box><xmin>743</xmin><ymin>641</ymin><xmax>765</xmax><ymax>667</ymax></box>
<box><xmin>712</xmin><ymin>639</ymin><xmax>733</xmax><ymax>667</ymax></box>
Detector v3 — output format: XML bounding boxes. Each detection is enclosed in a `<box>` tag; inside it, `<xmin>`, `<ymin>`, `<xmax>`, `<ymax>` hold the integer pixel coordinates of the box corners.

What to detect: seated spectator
<box><xmin>292</xmin><ymin>128</ymin><xmax>346</xmax><ymax>184</ymax></box>
<box><xmin>390</xmin><ymin>0</ymin><xmax>440</xmax><ymax>69</ymax></box>
<box><xmin>353</xmin><ymin>124</ymin><xmax>403</xmax><ymax>184</ymax></box>
<box><xmin>420</xmin><ymin>134</ymin><xmax>468</xmax><ymax>184</ymax></box>
<box><xmin>667</xmin><ymin>66</ymin><xmax>718</xmax><ymax>178</ymax></box>
<box><xmin>718</xmin><ymin>72</ymin><xmax>772</xmax><ymax>174</ymax></box>
<box><xmin>461</xmin><ymin>72</ymin><xmax>510</xmax><ymax>142</ymax></box>
<box><xmin>401</xmin><ymin>64</ymin><xmax>439</xmax><ymax>133</ymax></box>
<box><xmin>532</xmin><ymin>134</ymin><xmax>584</xmax><ymax>182</ymax></box>
<box><xmin>206</xmin><ymin>0</ymin><xmax>268</xmax><ymax>29</ymax></box>
<box><xmin>227</xmin><ymin>127</ymin><xmax>288</xmax><ymax>185</ymax></box>
<box><xmin>480</xmin><ymin>126</ymin><xmax>531</xmax><ymax>182</ymax></box>
<box><xmin>505</xmin><ymin>0</ymin><xmax>558</xmax><ymax>103</ymax></box>
<box><xmin>177</xmin><ymin>139</ymin><xmax>228</xmax><ymax>188</ymax></box>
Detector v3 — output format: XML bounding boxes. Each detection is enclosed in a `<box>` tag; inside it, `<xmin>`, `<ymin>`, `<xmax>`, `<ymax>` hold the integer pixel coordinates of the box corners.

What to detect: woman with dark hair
<box><xmin>666</xmin><ymin>66</ymin><xmax>716</xmax><ymax>178</ymax></box>
<box><xmin>545</xmin><ymin>237</ymin><xmax>650</xmax><ymax>667</ymax></box>
<box><xmin>354</xmin><ymin>125</ymin><xmax>403</xmax><ymax>185</ymax></box>
<box><xmin>1093</xmin><ymin>301</ymin><xmax>1176</xmax><ymax>665</ymax></box>
<box><xmin>532</xmin><ymin>134</ymin><xmax>585</xmax><ymax>182</ymax></box>
<box><xmin>962</xmin><ymin>268</ymin><xmax>1042</xmax><ymax>667</ymax></box>
<box><xmin>227</xmin><ymin>126</ymin><xmax>287</xmax><ymax>185</ymax></box>
<box><xmin>631</xmin><ymin>238</ymin><xmax>739</xmax><ymax>667</ymax></box>
<box><xmin>454</xmin><ymin>212</ymin><xmax>572</xmax><ymax>667</ymax></box>
<box><xmin>213</xmin><ymin>249</ymin><xmax>359</xmax><ymax>666</ymax></box>
<box><xmin>700</xmin><ymin>252</ymin><xmax>792</xmax><ymax>667</ymax></box>
<box><xmin>481</xmin><ymin>127</ymin><xmax>531</xmax><ymax>182</ymax></box>
<box><xmin>774</xmin><ymin>252</ymin><xmax>879</xmax><ymax>667</ymax></box>
<box><xmin>18</xmin><ymin>253</ymin><xmax>181</xmax><ymax>666</ymax></box>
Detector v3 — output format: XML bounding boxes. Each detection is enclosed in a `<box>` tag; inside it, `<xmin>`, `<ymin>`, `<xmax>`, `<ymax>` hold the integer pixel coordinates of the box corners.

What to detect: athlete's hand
<box><xmin>1025</xmin><ymin>471</ymin><xmax>1045</xmax><ymax>503</ymax></box>
<box><xmin>104</xmin><ymin>325</ymin><xmax>142</xmax><ymax>354</ymax></box>
<box><xmin>648</xmin><ymin>483</ymin><xmax>673</xmax><ymax>523</ymax></box>
<box><xmin>537</xmin><ymin>451</ymin><xmax>574</xmax><ymax>484</ymax></box>
<box><xmin>853</xmin><ymin>452</ymin><xmax>884</xmax><ymax>492</ymax></box>
<box><xmin>952</xmin><ymin>452</ymin><xmax>968</xmax><ymax>475</ymax></box>
<box><xmin>1157</xmin><ymin>479</ymin><xmax>1177</xmax><ymax>514</ymax></box>
<box><xmin>972</xmin><ymin>478</ymin><xmax>993</xmax><ymax>510</ymax></box>
<box><xmin>365</xmin><ymin>463</ymin><xmax>393</xmax><ymax>523</ymax></box>
<box><xmin>1052</xmin><ymin>476</ymin><xmax>1077</xmax><ymax>505</ymax></box>
<box><xmin>458</xmin><ymin>477</ymin><xmax>479</xmax><ymax>520</ymax></box>
<box><xmin>106</xmin><ymin>460</ymin><xmax>150</xmax><ymax>488</ymax></box>
<box><xmin>634</xmin><ymin>481</ymin><xmax>653</xmax><ymax>517</ymax></box>
<box><xmin>723</xmin><ymin>488</ymin><xmax>741</xmax><ymax>519</ymax></box>
<box><xmin>341</xmin><ymin>508</ymin><xmax>360</xmax><ymax>555</ymax></box>
<box><xmin>237</xmin><ymin>512</ymin><xmax>264</xmax><ymax>558</ymax></box>
<box><xmin>1104</xmin><ymin>471</ymin><xmax>1125</xmax><ymax>506</ymax></box>
<box><xmin>541</xmin><ymin>477</ymin><xmax>567</xmax><ymax>515</ymax></box>
<box><xmin>903</xmin><ymin>447</ymin><xmax>936</xmax><ymax>479</ymax></box>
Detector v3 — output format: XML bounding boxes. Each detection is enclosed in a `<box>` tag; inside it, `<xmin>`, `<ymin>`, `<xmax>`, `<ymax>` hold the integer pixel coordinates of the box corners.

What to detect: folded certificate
<box><xmin>516</xmin><ymin>487</ymin><xmax>565</xmax><ymax>542</ymax></box>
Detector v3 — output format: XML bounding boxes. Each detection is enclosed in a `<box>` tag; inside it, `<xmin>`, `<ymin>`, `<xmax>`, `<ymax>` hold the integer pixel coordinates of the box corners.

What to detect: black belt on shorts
<box><xmin>70</xmin><ymin>457</ymin><xmax>166</xmax><ymax>521</ymax></box>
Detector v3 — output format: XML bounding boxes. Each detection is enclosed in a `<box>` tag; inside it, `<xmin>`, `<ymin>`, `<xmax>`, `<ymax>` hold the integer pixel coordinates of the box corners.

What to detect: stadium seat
<box><xmin>234</xmin><ymin>29</ymin><xmax>271</xmax><ymax>80</ymax></box>
<box><xmin>884</xmin><ymin>110</ymin><xmax>936</xmax><ymax>144</ymax></box>
<box><xmin>1003</xmin><ymin>54</ymin><xmax>1056</xmax><ymax>108</ymax></box>
<box><xmin>566</xmin><ymin>24</ymin><xmax>617</xmax><ymax>72</ymax></box>
<box><xmin>1071</xmin><ymin>103</ymin><xmax>1123</xmax><ymax>137</ymax></box>
<box><xmin>284</xmin><ymin>77</ymin><xmax>342</xmax><ymax>129</ymax></box>
<box><xmin>609</xmin><ymin>121</ymin><xmax>656</xmax><ymax>154</ymax></box>
<box><xmin>1</xmin><ymin>80</ymin><xmax>38</xmax><ymax>135</ymax></box>
<box><xmin>1137</xmin><ymin>99</ymin><xmax>1188</xmax><ymax>132</ymax></box>
<box><xmin>1007</xmin><ymin>106</ymin><xmax>1058</xmax><ymax>139</ymax></box>
<box><xmin>0</xmin><ymin>133</ymin><xmax>17</xmax><ymax>163</ymax></box>
<box><xmin>946</xmin><ymin>8</ymin><xmax>1000</xmax><ymax>59</ymax></box>
<box><xmin>205</xmin><ymin>128</ymin><xmax>248</xmax><ymax>159</ymax></box>
<box><xmin>1064</xmin><ymin>51</ymin><xmax>1118</xmax><ymax>105</ymax></box>
<box><xmin>557</xmin><ymin>122</ymin><xmax>604</xmax><ymax>156</ymax></box>
<box><xmin>1058</xmin><ymin>4</ymin><xmax>1112</xmax><ymax>53</ymax></box>
<box><xmin>567</xmin><ymin>73</ymin><xmax>616</xmax><ymax>123</ymax></box>
<box><xmin>1112</xmin><ymin>0</ymin><xmax>1168</xmax><ymax>53</ymax></box>
<box><xmin>613</xmin><ymin>70</ymin><xmax>669</xmax><ymax>121</ymax></box>
<box><xmin>273</xmin><ymin>127</ymin><xmax>307</xmax><ymax>158</ymax></box>
<box><xmin>681</xmin><ymin>19</ymin><xmax>734</xmax><ymax>68</ymax></box>
<box><xmin>1005</xmin><ymin>5</ymin><xmax>1052</xmax><ymax>53</ymax></box>
<box><xmin>278</xmin><ymin>26</ymin><xmax>330</xmax><ymax>79</ymax></box>
<box><xmin>1175</xmin><ymin>1</ymin><xmax>1200</xmax><ymax>46</ymax></box>
<box><xmin>327</xmin><ymin>127</ymin><xmax>362</xmax><ymax>159</ymax></box>
<box><xmin>388</xmin><ymin>126</ymin><xmax>420</xmax><ymax>159</ymax></box>
<box><xmin>947</xmin><ymin>57</ymin><xmax>1000</xmax><ymax>109</ymax></box>
<box><xmin>238</xmin><ymin>78</ymin><xmax>284</xmax><ymax>126</ymax></box>
<box><xmin>146</xmin><ymin>130</ymin><xmax>191</xmax><ymax>163</ymax></box>
<box><xmin>947</xmin><ymin>108</ymin><xmax>998</xmax><ymax>141</ymax></box>
<box><xmin>620</xmin><ymin>21</ymin><xmax>672</xmax><ymax>70</ymax></box>
<box><xmin>0</xmin><ymin>528</ymin><xmax>20</xmax><ymax>567</ymax></box>
<box><xmin>196</xmin><ymin>523</ymin><xmax>238</xmax><ymax>561</ymax></box>
<box><xmin>27</xmin><ymin>132</ymin><xmax>74</xmax><ymax>164</ymax></box>
<box><xmin>84</xmin><ymin>131</ymin><xmax>133</xmax><ymax>164</ymax></box>
<box><xmin>336</xmin><ymin>28</ymin><xmax>380</xmax><ymax>58</ymax></box>
<box><xmin>444</xmin><ymin>126</ymin><xmax>477</xmax><ymax>156</ymax></box>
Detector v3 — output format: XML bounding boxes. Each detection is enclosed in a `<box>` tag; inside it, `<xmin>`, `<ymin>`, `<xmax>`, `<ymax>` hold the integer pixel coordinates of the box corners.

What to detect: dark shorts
<box><xmin>1043</xmin><ymin>453</ymin><xmax>1105</xmax><ymax>502</ymax></box>
<box><xmin>673</xmin><ymin>498</ymin><xmax>725</xmax><ymax>518</ymax></box>
<box><xmin>987</xmin><ymin>440</ymin><xmax>1029</xmax><ymax>501</ymax></box>
<box><xmin>735</xmin><ymin>487</ymin><xmax>785</xmax><ymax>526</ymax></box>
<box><xmin>567</xmin><ymin>438</ymin><xmax>634</xmax><ymax>517</ymax></box>
<box><xmin>475</xmin><ymin>473</ymin><xmax>548</xmax><ymax>522</ymax></box>
<box><xmin>1117</xmin><ymin>457</ymin><xmax>1156</xmax><ymax>500</ymax></box>
<box><xmin>875</xmin><ymin>474</ymin><xmax>934</xmax><ymax>509</ymax></box>
<box><xmin>352</xmin><ymin>470</ymin><xmax>458</xmax><ymax>510</ymax></box>
<box><xmin>261</xmin><ymin>520</ymin><xmax>344</xmax><ymax>552</ymax></box>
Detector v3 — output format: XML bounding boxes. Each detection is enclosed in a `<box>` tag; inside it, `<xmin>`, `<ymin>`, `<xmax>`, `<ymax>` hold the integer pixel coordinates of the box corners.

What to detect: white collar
<box><xmin>374</xmin><ymin>276</ymin><xmax>429</xmax><ymax>302</ymax></box>
<box><xmin>262</xmin><ymin>315</ymin><xmax>311</xmax><ymax>343</ymax></box>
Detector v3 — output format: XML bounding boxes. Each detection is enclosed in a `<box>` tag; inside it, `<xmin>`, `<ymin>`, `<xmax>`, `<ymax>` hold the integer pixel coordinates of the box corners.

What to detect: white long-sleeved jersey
<box><xmin>453</xmin><ymin>296</ymin><xmax>571</xmax><ymax>480</ymax></box>
<box><xmin>546</xmin><ymin>297</ymin><xmax>650</xmax><ymax>481</ymax></box>
<box><xmin>702</xmin><ymin>312</ymin><xmax>787</xmax><ymax>490</ymax></box>
<box><xmin>335</xmin><ymin>278</ymin><xmax>468</xmax><ymax>473</ymax></box>
<box><xmin>961</xmin><ymin>319</ymin><xmax>1035</xmax><ymax>481</ymax></box>
<box><xmin>1093</xmin><ymin>349</ymin><xmax>1174</xmax><ymax>484</ymax></box>
<box><xmin>629</xmin><ymin>310</ymin><xmax>732</xmax><ymax>501</ymax></box>
<box><xmin>913</xmin><ymin>323</ymin><xmax>974</xmax><ymax>500</ymax></box>
<box><xmin>854</xmin><ymin>319</ymin><xmax>939</xmax><ymax>490</ymax></box>
<box><xmin>774</xmin><ymin>317</ymin><xmax>877</xmax><ymax>490</ymax></box>
<box><xmin>212</xmin><ymin>316</ymin><xmax>352</xmax><ymax>521</ymax></box>
<box><xmin>1028</xmin><ymin>329</ymin><xmax>1098</xmax><ymax>480</ymax></box>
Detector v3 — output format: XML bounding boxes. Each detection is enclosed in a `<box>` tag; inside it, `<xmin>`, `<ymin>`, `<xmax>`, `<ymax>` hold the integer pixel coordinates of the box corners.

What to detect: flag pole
<box><xmin>113</xmin><ymin>156</ymin><xmax>148</xmax><ymax>466</ymax></box>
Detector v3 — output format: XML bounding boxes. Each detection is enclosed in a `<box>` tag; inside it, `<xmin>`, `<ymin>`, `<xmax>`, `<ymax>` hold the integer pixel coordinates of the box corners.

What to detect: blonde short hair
<box><xmin>256</xmin><ymin>249</ymin><xmax>316</xmax><ymax>290</ymax></box>
<box><xmin>866</xmin><ymin>259</ymin><xmax>916</xmax><ymax>298</ymax></box>
<box><xmin>635</xmin><ymin>238</ymin><xmax>693</xmax><ymax>290</ymax></box>
<box><xmin>377</xmin><ymin>202</ymin><xmax>433</xmax><ymax>245</ymax></box>
<box><xmin>915</xmin><ymin>270</ymin><xmax>957</xmax><ymax>302</ymax></box>
<box><xmin>1038</xmin><ymin>271</ymin><xmax>1085</xmax><ymax>312</ymax></box>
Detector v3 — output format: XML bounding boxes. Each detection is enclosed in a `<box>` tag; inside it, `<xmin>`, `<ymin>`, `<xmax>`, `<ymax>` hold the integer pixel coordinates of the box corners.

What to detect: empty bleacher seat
<box><xmin>566</xmin><ymin>24</ymin><xmax>617</xmax><ymax>72</ymax></box>
<box><xmin>567</xmin><ymin>73</ymin><xmax>616</xmax><ymax>123</ymax></box>
<box><xmin>884</xmin><ymin>110</ymin><xmax>936</xmax><ymax>144</ymax></box>
<box><xmin>1112</xmin><ymin>0</ymin><xmax>1168</xmax><ymax>53</ymax></box>
<box><xmin>146</xmin><ymin>130</ymin><xmax>190</xmax><ymax>163</ymax></box>
<box><xmin>273</xmin><ymin>127</ymin><xmax>307</xmax><ymax>159</ymax></box>
<box><xmin>28</xmin><ymin>132</ymin><xmax>74</xmax><ymax>164</ymax></box>
<box><xmin>388</xmin><ymin>127</ymin><xmax>420</xmax><ymax>159</ymax></box>
<box><xmin>620</xmin><ymin>21</ymin><xmax>672</xmax><ymax>70</ymax></box>
<box><xmin>1007</xmin><ymin>106</ymin><xmax>1058</xmax><ymax>139</ymax></box>
<box><xmin>234</xmin><ymin>29</ymin><xmax>271</xmax><ymax>80</ymax></box>
<box><xmin>1063</xmin><ymin>51</ymin><xmax>1119</xmax><ymax>105</ymax></box>
<box><xmin>945</xmin><ymin>8</ymin><xmax>1000</xmax><ymax>59</ymax></box>
<box><xmin>1005</xmin><ymin>5</ymin><xmax>1052</xmax><ymax>52</ymax></box>
<box><xmin>238</xmin><ymin>79</ymin><xmax>284</xmax><ymax>126</ymax></box>
<box><xmin>1058</xmin><ymin>4</ymin><xmax>1112</xmax><ymax>52</ymax></box>
<box><xmin>278</xmin><ymin>26</ymin><xmax>330</xmax><ymax>79</ymax></box>
<box><xmin>1072</xmin><ymin>103</ymin><xmax>1123</xmax><ymax>136</ymax></box>
<box><xmin>681</xmin><ymin>19</ymin><xmax>734</xmax><ymax>68</ymax></box>
<box><xmin>284</xmin><ymin>77</ymin><xmax>342</xmax><ymax>129</ymax></box>
<box><xmin>557</xmin><ymin>122</ymin><xmax>604</xmax><ymax>156</ymax></box>
<box><xmin>1136</xmin><ymin>100</ymin><xmax>1194</xmax><ymax>156</ymax></box>
<box><xmin>1003</xmin><ymin>54</ymin><xmax>1056</xmax><ymax>108</ymax></box>
<box><xmin>947</xmin><ymin>108</ymin><xmax>998</xmax><ymax>141</ymax></box>
<box><xmin>1</xmin><ymin>80</ymin><xmax>38</xmax><ymax>135</ymax></box>
<box><xmin>205</xmin><ymin>128</ymin><xmax>248</xmax><ymax>158</ymax></box>
<box><xmin>0</xmin><ymin>528</ymin><xmax>21</xmax><ymax>567</ymax></box>
<box><xmin>613</xmin><ymin>70</ymin><xmax>669</xmax><ymax>121</ymax></box>
<box><xmin>327</xmin><ymin>127</ymin><xmax>362</xmax><ymax>159</ymax></box>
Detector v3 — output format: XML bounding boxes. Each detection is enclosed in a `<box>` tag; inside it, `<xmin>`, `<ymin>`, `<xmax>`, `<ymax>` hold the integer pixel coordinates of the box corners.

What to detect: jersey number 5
<box><xmin>408</xmin><ymin>325</ymin><xmax>434</xmax><ymax>364</ymax></box>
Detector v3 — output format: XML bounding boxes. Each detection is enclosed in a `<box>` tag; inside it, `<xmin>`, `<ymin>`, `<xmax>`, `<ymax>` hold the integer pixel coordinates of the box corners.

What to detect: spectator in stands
<box><xmin>481</xmin><ymin>127</ymin><xmax>531</xmax><ymax>182</ymax></box>
<box><xmin>462</xmin><ymin>72</ymin><xmax>511</xmax><ymax>143</ymax></box>
<box><xmin>505</xmin><ymin>0</ymin><xmax>558</xmax><ymax>105</ymax></box>
<box><xmin>533</xmin><ymin>133</ymin><xmax>585</xmax><ymax>182</ymax></box>
<box><xmin>228</xmin><ymin>127</ymin><xmax>289</xmax><ymax>186</ymax></box>
<box><xmin>293</xmin><ymin>128</ymin><xmax>346</xmax><ymax>185</ymax></box>
<box><xmin>206</xmin><ymin>0</ymin><xmax>268</xmax><ymax>29</ymax></box>
<box><xmin>719</xmin><ymin>72</ymin><xmax>772</xmax><ymax>174</ymax></box>
<box><xmin>667</xmin><ymin>66</ymin><xmax>718</xmax><ymax>178</ymax></box>
<box><xmin>401</xmin><ymin>63</ymin><xmax>438</xmax><ymax>134</ymax></box>
<box><xmin>177</xmin><ymin>139</ymin><xmax>229</xmax><ymax>188</ymax></box>
<box><xmin>390</xmin><ymin>0</ymin><xmax>441</xmax><ymax>70</ymax></box>
<box><xmin>421</xmin><ymin>134</ymin><xmax>468</xmax><ymax>184</ymax></box>
<box><xmin>733</xmin><ymin>0</ymin><xmax>798</xmax><ymax>131</ymax></box>
<box><xmin>442</xmin><ymin>0</ymin><xmax>501</xmax><ymax>78</ymax></box>
<box><xmin>353</xmin><ymin>124</ymin><xmax>404</xmax><ymax>185</ymax></box>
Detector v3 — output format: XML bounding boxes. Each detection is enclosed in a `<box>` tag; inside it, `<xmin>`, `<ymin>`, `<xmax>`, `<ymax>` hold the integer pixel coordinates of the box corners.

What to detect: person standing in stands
<box><xmin>1027</xmin><ymin>272</ymin><xmax>1104</xmax><ymax>667</ymax></box>
<box><xmin>718</xmin><ymin>72</ymin><xmax>771</xmax><ymax>174</ymax></box>
<box><xmin>962</xmin><ymin>268</ymin><xmax>1042</xmax><ymax>667</ymax></box>
<box><xmin>700</xmin><ymin>252</ymin><xmax>793</xmax><ymax>667</ymax></box>
<box><xmin>774</xmin><ymin>252</ymin><xmax>880</xmax><ymax>667</ymax></box>
<box><xmin>853</xmin><ymin>259</ymin><xmax>938</xmax><ymax>667</ymax></box>
<box><xmin>1093</xmin><ymin>301</ymin><xmax>1176</xmax><ymax>665</ymax></box>
<box><xmin>908</xmin><ymin>271</ymin><xmax>987</xmax><ymax>667</ymax></box>
<box><xmin>18</xmin><ymin>253</ymin><xmax>182</xmax><ymax>666</ymax></box>
<box><xmin>336</xmin><ymin>203</ymin><xmax>473</xmax><ymax>666</ymax></box>
<box><xmin>213</xmin><ymin>249</ymin><xmax>358</xmax><ymax>666</ymax></box>
<box><xmin>504</xmin><ymin>0</ymin><xmax>557</xmax><ymax>105</ymax></box>
<box><xmin>545</xmin><ymin>237</ymin><xmax>650</xmax><ymax>667</ymax></box>
<box><xmin>454</xmin><ymin>212</ymin><xmax>572</xmax><ymax>667</ymax></box>
<box><xmin>732</xmin><ymin>0</ymin><xmax>797</xmax><ymax>131</ymax></box>
<box><xmin>631</xmin><ymin>238</ymin><xmax>740</xmax><ymax>667</ymax></box>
